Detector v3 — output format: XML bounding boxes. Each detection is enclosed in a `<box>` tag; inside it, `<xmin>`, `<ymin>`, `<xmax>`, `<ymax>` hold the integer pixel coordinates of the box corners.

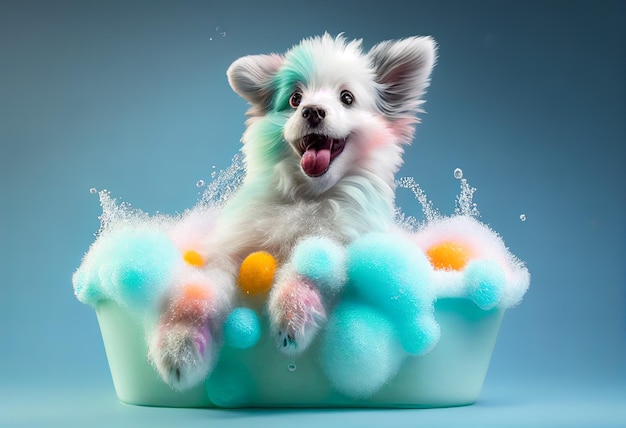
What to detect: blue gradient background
<box><xmin>1</xmin><ymin>0</ymin><xmax>624</xmax><ymax>426</ymax></box>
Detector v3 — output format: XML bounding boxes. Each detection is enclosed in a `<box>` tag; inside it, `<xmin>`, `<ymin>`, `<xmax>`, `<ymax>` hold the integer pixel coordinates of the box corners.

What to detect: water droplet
<box><xmin>287</xmin><ymin>363</ymin><xmax>296</xmax><ymax>372</ymax></box>
<box><xmin>453</xmin><ymin>168</ymin><xmax>463</xmax><ymax>180</ymax></box>
<box><xmin>89</xmin><ymin>187</ymin><xmax>97</xmax><ymax>194</ymax></box>
<box><xmin>520</xmin><ymin>214</ymin><xmax>526</xmax><ymax>222</ymax></box>
<box><xmin>215</xmin><ymin>26</ymin><xmax>226</xmax><ymax>38</ymax></box>
<box><xmin>196</xmin><ymin>180</ymin><xmax>205</xmax><ymax>188</ymax></box>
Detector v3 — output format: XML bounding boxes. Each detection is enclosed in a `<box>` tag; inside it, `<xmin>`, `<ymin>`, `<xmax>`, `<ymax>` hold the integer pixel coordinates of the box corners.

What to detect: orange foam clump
<box><xmin>183</xmin><ymin>250</ymin><xmax>205</xmax><ymax>267</ymax></box>
<box><xmin>238</xmin><ymin>251</ymin><xmax>277</xmax><ymax>296</ymax></box>
<box><xmin>182</xmin><ymin>283</ymin><xmax>211</xmax><ymax>301</ymax></box>
<box><xmin>426</xmin><ymin>241</ymin><xmax>472</xmax><ymax>271</ymax></box>
<box><xmin>169</xmin><ymin>284</ymin><xmax>213</xmax><ymax>322</ymax></box>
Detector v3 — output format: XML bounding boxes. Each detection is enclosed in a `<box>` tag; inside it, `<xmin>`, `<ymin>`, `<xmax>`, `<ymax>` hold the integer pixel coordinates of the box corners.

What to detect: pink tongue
<box><xmin>301</xmin><ymin>148</ymin><xmax>331</xmax><ymax>177</ymax></box>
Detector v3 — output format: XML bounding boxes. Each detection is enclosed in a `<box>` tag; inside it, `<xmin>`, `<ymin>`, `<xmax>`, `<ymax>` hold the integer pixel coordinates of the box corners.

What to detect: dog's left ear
<box><xmin>227</xmin><ymin>54</ymin><xmax>284</xmax><ymax>116</ymax></box>
<box><xmin>368</xmin><ymin>36</ymin><xmax>437</xmax><ymax>120</ymax></box>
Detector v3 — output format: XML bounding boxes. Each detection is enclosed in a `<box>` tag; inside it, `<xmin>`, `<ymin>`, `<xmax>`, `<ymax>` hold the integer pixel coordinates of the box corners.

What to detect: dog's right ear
<box><xmin>227</xmin><ymin>54</ymin><xmax>284</xmax><ymax>116</ymax></box>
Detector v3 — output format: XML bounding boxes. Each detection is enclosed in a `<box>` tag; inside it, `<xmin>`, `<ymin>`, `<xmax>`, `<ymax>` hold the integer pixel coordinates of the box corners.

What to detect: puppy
<box><xmin>148</xmin><ymin>33</ymin><xmax>436</xmax><ymax>390</ymax></box>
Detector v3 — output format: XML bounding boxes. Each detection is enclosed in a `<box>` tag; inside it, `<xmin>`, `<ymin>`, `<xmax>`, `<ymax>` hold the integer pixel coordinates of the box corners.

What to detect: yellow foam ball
<box><xmin>183</xmin><ymin>250</ymin><xmax>205</xmax><ymax>267</ymax></box>
<box><xmin>238</xmin><ymin>251</ymin><xmax>276</xmax><ymax>296</ymax></box>
<box><xmin>426</xmin><ymin>241</ymin><xmax>472</xmax><ymax>271</ymax></box>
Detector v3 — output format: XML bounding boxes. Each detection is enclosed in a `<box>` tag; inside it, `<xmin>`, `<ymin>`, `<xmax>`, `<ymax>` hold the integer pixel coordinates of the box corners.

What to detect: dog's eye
<box><xmin>340</xmin><ymin>90</ymin><xmax>354</xmax><ymax>106</ymax></box>
<box><xmin>289</xmin><ymin>91</ymin><xmax>302</xmax><ymax>108</ymax></box>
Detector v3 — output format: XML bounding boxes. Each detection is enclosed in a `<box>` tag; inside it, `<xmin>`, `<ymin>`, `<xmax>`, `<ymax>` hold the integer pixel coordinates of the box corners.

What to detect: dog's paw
<box><xmin>268</xmin><ymin>277</ymin><xmax>325</xmax><ymax>355</ymax></box>
<box><xmin>148</xmin><ymin>321</ymin><xmax>213</xmax><ymax>391</ymax></box>
<box><xmin>148</xmin><ymin>283</ymin><xmax>218</xmax><ymax>390</ymax></box>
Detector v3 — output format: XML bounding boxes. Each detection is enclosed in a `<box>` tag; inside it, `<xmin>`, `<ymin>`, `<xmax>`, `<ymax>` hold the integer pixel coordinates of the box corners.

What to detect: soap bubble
<box><xmin>520</xmin><ymin>214</ymin><xmax>526</xmax><ymax>222</ymax></box>
<box><xmin>196</xmin><ymin>180</ymin><xmax>205</xmax><ymax>188</ymax></box>
<box><xmin>453</xmin><ymin>168</ymin><xmax>463</xmax><ymax>180</ymax></box>
<box><xmin>89</xmin><ymin>187</ymin><xmax>97</xmax><ymax>194</ymax></box>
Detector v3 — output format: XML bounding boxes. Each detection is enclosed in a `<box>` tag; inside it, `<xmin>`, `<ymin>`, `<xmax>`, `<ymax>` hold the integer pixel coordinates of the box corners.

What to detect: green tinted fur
<box><xmin>271</xmin><ymin>46</ymin><xmax>313</xmax><ymax>112</ymax></box>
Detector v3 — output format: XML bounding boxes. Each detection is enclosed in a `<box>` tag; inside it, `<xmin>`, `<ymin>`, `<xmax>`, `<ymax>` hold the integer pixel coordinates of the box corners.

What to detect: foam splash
<box><xmin>454</xmin><ymin>176</ymin><xmax>480</xmax><ymax>218</ymax></box>
<box><xmin>199</xmin><ymin>152</ymin><xmax>244</xmax><ymax>209</ymax></box>
<box><xmin>395</xmin><ymin>176</ymin><xmax>440</xmax><ymax>225</ymax></box>
<box><xmin>95</xmin><ymin>190</ymin><xmax>149</xmax><ymax>237</ymax></box>
<box><xmin>395</xmin><ymin>167</ymin><xmax>480</xmax><ymax>231</ymax></box>
<box><xmin>95</xmin><ymin>159</ymin><xmax>480</xmax><ymax>239</ymax></box>
<box><xmin>91</xmin><ymin>153</ymin><xmax>244</xmax><ymax>239</ymax></box>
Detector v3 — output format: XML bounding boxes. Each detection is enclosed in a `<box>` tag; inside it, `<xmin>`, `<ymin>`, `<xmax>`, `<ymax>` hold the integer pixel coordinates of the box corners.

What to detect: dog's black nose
<box><xmin>301</xmin><ymin>106</ymin><xmax>326</xmax><ymax>128</ymax></box>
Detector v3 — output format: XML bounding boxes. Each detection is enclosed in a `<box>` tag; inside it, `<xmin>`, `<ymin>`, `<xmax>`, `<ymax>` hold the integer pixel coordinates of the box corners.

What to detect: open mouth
<box><xmin>297</xmin><ymin>134</ymin><xmax>347</xmax><ymax>177</ymax></box>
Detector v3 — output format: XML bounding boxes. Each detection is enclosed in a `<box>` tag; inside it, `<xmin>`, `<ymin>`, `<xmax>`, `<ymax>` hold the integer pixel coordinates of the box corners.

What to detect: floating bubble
<box><xmin>288</xmin><ymin>363</ymin><xmax>297</xmax><ymax>372</ymax></box>
<box><xmin>453</xmin><ymin>168</ymin><xmax>463</xmax><ymax>180</ymax></box>
<box><xmin>520</xmin><ymin>214</ymin><xmax>526</xmax><ymax>222</ymax></box>
<box><xmin>89</xmin><ymin>187</ymin><xmax>97</xmax><ymax>194</ymax></box>
<box><xmin>196</xmin><ymin>180</ymin><xmax>205</xmax><ymax>188</ymax></box>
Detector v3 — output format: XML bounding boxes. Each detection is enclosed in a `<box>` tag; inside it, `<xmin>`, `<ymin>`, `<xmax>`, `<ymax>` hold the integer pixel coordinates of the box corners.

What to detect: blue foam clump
<box><xmin>464</xmin><ymin>260</ymin><xmax>506</xmax><ymax>310</ymax></box>
<box><xmin>73</xmin><ymin>266</ymin><xmax>105</xmax><ymax>306</ymax></box>
<box><xmin>291</xmin><ymin>236</ymin><xmax>347</xmax><ymax>294</ymax></box>
<box><xmin>223</xmin><ymin>307</ymin><xmax>261</xmax><ymax>349</ymax></box>
<box><xmin>205</xmin><ymin>359</ymin><xmax>253</xmax><ymax>407</ymax></box>
<box><xmin>346</xmin><ymin>233</ymin><xmax>438</xmax><ymax>354</ymax></box>
<box><xmin>108</xmin><ymin>228</ymin><xmax>179</xmax><ymax>309</ymax></box>
<box><xmin>399</xmin><ymin>313</ymin><xmax>441</xmax><ymax>356</ymax></box>
<box><xmin>319</xmin><ymin>301</ymin><xmax>405</xmax><ymax>398</ymax></box>
<box><xmin>73</xmin><ymin>227</ymin><xmax>179</xmax><ymax>311</ymax></box>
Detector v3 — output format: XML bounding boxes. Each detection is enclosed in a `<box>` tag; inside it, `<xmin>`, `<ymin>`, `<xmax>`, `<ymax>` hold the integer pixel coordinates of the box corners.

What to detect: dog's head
<box><xmin>227</xmin><ymin>34</ymin><xmax>436</xmax><ymax>195</ymax></box>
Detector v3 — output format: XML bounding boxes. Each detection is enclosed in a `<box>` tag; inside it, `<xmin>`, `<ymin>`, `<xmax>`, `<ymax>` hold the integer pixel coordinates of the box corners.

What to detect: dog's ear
<box><xmin>227</xmin><ymin>54</ymin><xmax>284</xmax><ymax>115</ymax></box>
<box><xmin>368</xmin><ymin>36</ymin><xmax>437</xmax><ymax>120</ymax></box>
